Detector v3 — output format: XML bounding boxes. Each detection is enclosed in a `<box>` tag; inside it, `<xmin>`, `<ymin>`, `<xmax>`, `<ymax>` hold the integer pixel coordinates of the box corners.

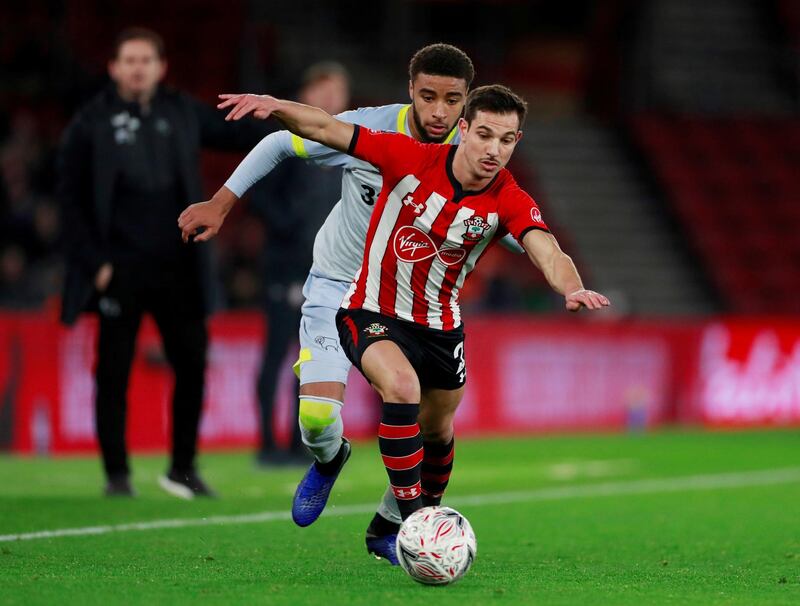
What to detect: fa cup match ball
<box><xmin>396</xmin><ymin>506</ymin><xmax>477</xmax><ymax>585</ymax></box>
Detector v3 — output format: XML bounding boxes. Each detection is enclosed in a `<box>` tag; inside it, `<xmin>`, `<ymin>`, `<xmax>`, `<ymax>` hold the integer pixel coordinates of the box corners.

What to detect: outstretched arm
<box><xmin>522</xmin><ymin>229</ymin><xmax>610</xmax><ymax>312</ymax></box>
<box><xmin>178</xmin><ymin>129</ymin><xmax>297</xmax><ymax>243</ymax></box>
<box><xmin>179</xmin><ymin>95</ymin><xmax>354</xmax><ymax>243</ymax></box>
<box><xmin>217</xmin><ymin>94</ymin><xmax>355</xmax><ymax>153</ymax></box>
<box><xmin>179</xmin><ymin>107</ymin><xmax>365</xmax><ymax>243</ymax></box>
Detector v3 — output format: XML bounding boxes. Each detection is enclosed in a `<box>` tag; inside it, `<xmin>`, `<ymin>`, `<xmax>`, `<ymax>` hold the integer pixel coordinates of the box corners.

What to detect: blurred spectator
<box><xmin>249</xmin><ymin>62</ymin><xmax>351</xmax><ymax>466</ymax></box>
<box><xmin>0</xmin><ymin>245</ymin><xmax>33</xmax><ymax>307</ymax></box>
<box><xmin>56</xmin><ymin>27</ymin><xmax>273</xmax><ymax>497</ymax></box>
<box><xmin>0</xmin><ymin>110</ymin><xmax>61</xmax><ymax>308</ymax></box>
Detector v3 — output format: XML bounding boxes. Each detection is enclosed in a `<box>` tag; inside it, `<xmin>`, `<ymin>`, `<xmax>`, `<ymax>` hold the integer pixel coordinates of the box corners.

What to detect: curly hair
<box><xmin>408</xmin><ymin>43</ymin><xmax>475</xmax><ymax>86</ymax></box>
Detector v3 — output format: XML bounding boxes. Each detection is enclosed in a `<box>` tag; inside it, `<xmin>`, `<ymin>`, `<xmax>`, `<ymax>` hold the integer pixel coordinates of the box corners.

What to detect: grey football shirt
<box><xmin>225</xmin><ymin>103</ymin><xmax>459</xmax><ymax>282</ymax></box>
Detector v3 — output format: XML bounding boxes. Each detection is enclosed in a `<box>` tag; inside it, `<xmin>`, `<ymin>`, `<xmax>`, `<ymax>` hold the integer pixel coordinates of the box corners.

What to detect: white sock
<box><xmin>297</xmin><ymin>396</ymin><xmax>344</xmax><ymax>464</ymax></box>
<box><xmin>376</xmin><ymin>485</ymin><xmax>402</xmax><ymax>525</ymax></box>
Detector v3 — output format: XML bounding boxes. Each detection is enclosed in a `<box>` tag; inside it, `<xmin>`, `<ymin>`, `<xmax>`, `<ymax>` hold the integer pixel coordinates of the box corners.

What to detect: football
<box><xmin>395</xmin><ymin>506</ymin><xmax>477</xmax><ymax>585</ymax></box>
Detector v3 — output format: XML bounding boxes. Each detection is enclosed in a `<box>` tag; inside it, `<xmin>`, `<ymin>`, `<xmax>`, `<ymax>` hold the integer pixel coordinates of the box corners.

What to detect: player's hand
<box><xmin>178</xmin><ymin>200</ymin><xmax>225</xmax><ymax>243</ymax></box>
<box><xmin>94</xmin><ymin>263</ymin><xmax>113</xmax><ymax>292</ymax></box>
<box><xmin>217</xmin><ymin>94</ymin><xmax>279</xmax><ymax>121</ymax></box>
<box><xmin>565</xmin><ymin>289</ymin><xmax>610</xmax><ymax>312</ymax></box>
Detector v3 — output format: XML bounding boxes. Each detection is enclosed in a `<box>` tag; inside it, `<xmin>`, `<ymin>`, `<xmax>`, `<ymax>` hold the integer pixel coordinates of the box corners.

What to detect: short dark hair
<box><xmin>112</xmin><ymin>27</ymin><xmax>165</xmax><ymax>60</ymax></box>
<box><xmin>464</xmin><ymin>85</ymin><xmax>528</xmax><ymax>129</ymax></box>
<box><xmin>408</xmin><ymin>43</ymin><xmax>475</xmax><ymax>87</ymax></box>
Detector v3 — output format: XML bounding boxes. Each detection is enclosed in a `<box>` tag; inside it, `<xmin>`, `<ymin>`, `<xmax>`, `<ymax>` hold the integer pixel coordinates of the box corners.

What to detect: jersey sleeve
<box><xmin>287</xmin><ymin>105</ymin><xmax>407</xmax><ymax>169</ymax></box>
<box><xmin>285</xmin><ymin>108</ymin><xmax>371</xmax><ymax>169</ymax></box>
<box><xmin>224</xmin><ymin>106</ymin><xmax>401</xmax><ymax>197</ymax></box>
<box><xmin>347</xmin><ymin>125</ymin><xmax>423</xmax><ymax>176</ymax></box>
<box><xmin>498</xmin><ymin>186</ymin><xmax>550</xmax><ymax>242</ymax></box>
<box><xmin>224</xmin><ymin>130</ymin><xmax>295</xmax><ymax>197</ymax></box>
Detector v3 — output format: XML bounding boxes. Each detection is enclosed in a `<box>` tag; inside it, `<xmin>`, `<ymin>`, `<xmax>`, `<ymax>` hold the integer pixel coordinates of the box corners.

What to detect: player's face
<box><xmin>458</xmin><ymin>110</ymin><xmax>522</xmax><ymax>180</ymax></box>
<box><xmin>108</xmin><ymin>39</ymin><xmax>166</xmax><ymax>99</ymax></box>
<box><xmin>300</xmin><ymin>73</ymin><xmax>351</xmax><ymax>116</ymax></box>
<box><xmin>408</xmin><ymin>73</ymin><xmax>467</xmax><ymax>143</ymax></box>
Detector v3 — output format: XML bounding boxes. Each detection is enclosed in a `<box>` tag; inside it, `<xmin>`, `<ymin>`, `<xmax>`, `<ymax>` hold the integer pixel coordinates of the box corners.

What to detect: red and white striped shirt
<box><xmin>341</xmin><ymin>126</ymin><xmax>549</xmax><ymax>330</ymax></box>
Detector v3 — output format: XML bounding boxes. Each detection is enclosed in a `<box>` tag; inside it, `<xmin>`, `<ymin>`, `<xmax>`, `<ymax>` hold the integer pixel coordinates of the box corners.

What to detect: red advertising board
<box><xmin>692</xmin><ymin>319</ymin><xmax>800</xmax><ymax>426</ymax></box>
<box><xmin>0</xmin><ymin>311</ymin><xmax>798</xmax><ymax>455</ymax></box>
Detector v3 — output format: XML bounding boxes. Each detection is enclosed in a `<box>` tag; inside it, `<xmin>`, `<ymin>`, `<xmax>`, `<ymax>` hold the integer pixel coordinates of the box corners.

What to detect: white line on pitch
<box><xmin>2</xmin><ymin>466</ymin><xmax>799</xmax><ymax>543</ymax></box>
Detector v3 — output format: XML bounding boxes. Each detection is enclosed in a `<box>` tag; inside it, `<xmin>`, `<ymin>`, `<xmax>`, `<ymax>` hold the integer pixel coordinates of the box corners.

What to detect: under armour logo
<box><xmin>402</xmin><ymin>193</ymin><xmax>425</xmax><ymax>215</ymax></box>
<box><xmin>393</xmin><ymin>485</ymin><xmax>421</xmax><ymax>499</ymax></box>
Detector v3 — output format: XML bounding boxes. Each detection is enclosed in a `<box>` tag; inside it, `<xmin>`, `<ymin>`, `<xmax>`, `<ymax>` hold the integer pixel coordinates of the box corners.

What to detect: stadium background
<box><xmin>1</xmin><ymin>0</ymin><xmax>799</xmax><ymax>454</ymax></box>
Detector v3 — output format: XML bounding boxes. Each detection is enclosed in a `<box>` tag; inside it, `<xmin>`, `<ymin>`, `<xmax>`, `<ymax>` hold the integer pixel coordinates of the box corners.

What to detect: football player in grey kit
<box><xmin>179</xmin><ymin>44</ymin><xmax>518</xmax><ymax>563</ymax></box>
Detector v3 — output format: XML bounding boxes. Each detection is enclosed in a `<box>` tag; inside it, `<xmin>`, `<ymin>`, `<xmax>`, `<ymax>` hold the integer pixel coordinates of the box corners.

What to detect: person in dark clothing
<box><xmin>57</xmin><ymin>28</ymin><xmax>273</xmax><ymax>497</ymax></box>
<box><xmin>248</xmin><ymin>63</ymin><xmax>350</xmax><ymax>466</ymax></box>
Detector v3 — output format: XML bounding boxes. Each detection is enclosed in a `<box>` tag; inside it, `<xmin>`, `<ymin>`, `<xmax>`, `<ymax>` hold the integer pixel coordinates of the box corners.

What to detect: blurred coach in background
<box><xmin>57</xmin><ymin>28</ymin><xmax>273</xmax><ymax>498</ymax></box>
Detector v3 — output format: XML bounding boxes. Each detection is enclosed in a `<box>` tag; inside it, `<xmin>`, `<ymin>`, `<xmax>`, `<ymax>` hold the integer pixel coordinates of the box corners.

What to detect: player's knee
<box><xmin>380</xmin><ymin>368</ymin><xmax>420</xmax><ymax>403</ymax></box>
<box><xmin>298</xmin><ymin>396</ymin><xmax>342</xmax><ymax>438</ymax></box>
<box><xmin>420</xmin><ymin>424</ymin><xmax>454</xmax><ymax>445</ymax></box>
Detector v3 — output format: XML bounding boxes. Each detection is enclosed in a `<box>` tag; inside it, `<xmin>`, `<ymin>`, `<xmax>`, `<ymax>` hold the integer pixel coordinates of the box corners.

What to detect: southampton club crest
<box><xmin>462</xmin><ymin>215</ymin><xmax>491</xmax><ymax>242</ymax></box>
<box><xmin>364</xmin><ymin>322</ymin><xmax>388</xmax><ymax>337</ymax></box>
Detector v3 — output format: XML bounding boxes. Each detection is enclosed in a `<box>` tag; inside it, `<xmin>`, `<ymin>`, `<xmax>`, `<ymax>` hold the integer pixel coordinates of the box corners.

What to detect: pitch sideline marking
<box><xmin>2</xmin><ymin>466</ymin><xmax>800</xmax><ymax>543</ymax></box>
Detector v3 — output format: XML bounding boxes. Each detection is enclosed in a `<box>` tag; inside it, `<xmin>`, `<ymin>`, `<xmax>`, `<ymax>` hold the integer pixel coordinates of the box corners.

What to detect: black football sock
<box><xmin>366</xmin><ymin>511</ymin><xmax>401</xmax><ymax>537</ymax></box>
<box><xmin>314</xmin><ymin>439</ymin><xmax>347</xmax><ymax>476</ymax></box>
<box><xmin>378</xmin><ymin>402</ymin><xmax>424</xmax><ymax>520</ymax></box>
<box><xmin>421</xmin><ymin>437</ymin><xmax>454</xmax><ymax>506</ymax></box>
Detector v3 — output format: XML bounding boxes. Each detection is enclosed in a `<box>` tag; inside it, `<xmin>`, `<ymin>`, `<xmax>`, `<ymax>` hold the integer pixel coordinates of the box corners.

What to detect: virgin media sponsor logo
<box><xmin>699</xmin><ymin>324</ymin><xmax>800</xmax><ymax>423</ymax></box>
<box><xmin>392</xmin><ymin>225</ymin><xmax>466</xmax><ymax>266</ymax></box>
<box><xmin>438</xmin><ymin>248</ymin><xmax>467</xmax><ymax>264</ymax></box>
<box><xmin>395</xmin><ymin>228</ymin><xmax>431</xmax><ymax>258</ymax></box>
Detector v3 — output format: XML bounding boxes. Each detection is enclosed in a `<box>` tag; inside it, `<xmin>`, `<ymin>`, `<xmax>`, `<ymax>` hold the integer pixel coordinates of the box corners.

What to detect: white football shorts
<box><xmin>294</xmin><ymin>272</ymin><xmax>353</xmax><ymax>386</ymax></box>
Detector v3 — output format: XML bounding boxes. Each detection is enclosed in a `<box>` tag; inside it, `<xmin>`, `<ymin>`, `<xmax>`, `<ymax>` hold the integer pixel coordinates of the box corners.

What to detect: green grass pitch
<box><xmin>1</xmin><ymin>429</ymin><xmax>799</xmax><ymax>605</ymax></box>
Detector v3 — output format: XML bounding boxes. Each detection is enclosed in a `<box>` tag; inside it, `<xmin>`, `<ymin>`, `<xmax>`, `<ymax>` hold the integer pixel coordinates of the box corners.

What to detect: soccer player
<box><xmin>179</xmin><ymin>44</ymin><xmax>497</xmax><ymax>562</ymax></box>
<box><xmin>207</xmin><ymin>83</ymin><xmax>610</xmax><ymax>538</ymax></box>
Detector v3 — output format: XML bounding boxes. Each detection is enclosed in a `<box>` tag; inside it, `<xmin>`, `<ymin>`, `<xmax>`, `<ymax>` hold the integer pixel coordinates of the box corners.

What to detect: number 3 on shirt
<box><xmin>360</xmin><ymin>184</ymin><xmax>376</xmax><ymax>206</ymax></box>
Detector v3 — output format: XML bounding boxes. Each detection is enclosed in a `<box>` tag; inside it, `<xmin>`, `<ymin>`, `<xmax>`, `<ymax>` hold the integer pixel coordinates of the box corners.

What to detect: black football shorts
<box><xmin>335</xmin><ymin>308</ymin><xmax>466</xmax><ymax>391</ymax></box>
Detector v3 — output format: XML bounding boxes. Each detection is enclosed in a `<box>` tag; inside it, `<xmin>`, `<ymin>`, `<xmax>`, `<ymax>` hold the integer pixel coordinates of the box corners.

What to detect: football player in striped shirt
<box><xmin>180</xmin><ymin>45</ymin><xmax>502</xmax><ymax>563</ymax></box>
<box><xmin>211</xmin><ymin>83</ymin><xmax>610</xmax><ymax>531</ymax></box>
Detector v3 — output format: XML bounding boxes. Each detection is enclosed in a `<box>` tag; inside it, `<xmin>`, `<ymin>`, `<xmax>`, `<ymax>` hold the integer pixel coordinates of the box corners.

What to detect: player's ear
<box><xmin>408</xmin><ymin>79</ymin><xmax>414</xmax><ymax>101</ymax></box>
<box><xmin>458</xmin><ymin>117</ymin><xmax>468</xmax><ymax>137</ymax></box>
<box><xmin>158</xmin><ymin>59</ymin><xmax>168</xmax><ymax>81</ymax></box>
<box><xmin>515</xmin><ymin>130</ymin><xmax>523</xmax><ymax>142</ymax></box>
